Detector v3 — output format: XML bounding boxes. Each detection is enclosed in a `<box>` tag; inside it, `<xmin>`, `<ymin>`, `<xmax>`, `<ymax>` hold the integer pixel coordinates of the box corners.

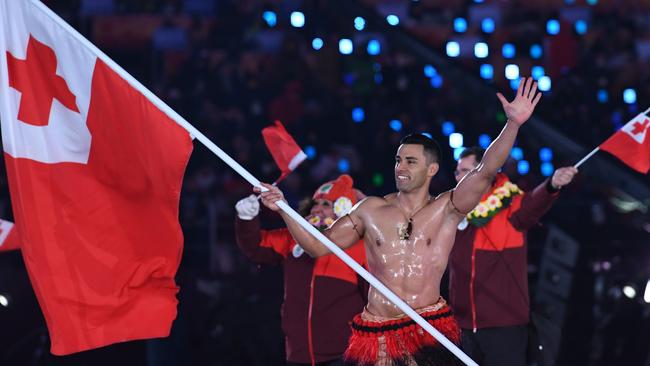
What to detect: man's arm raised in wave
<box><xmin>448</xmin><ymin>77</ymin><xmax>542</xmax><ymax>215</ymax></box>
<box><xmin>256</xmin><ymin>183</ymin><xmax>366</xmax><ymax>257</ymax></box>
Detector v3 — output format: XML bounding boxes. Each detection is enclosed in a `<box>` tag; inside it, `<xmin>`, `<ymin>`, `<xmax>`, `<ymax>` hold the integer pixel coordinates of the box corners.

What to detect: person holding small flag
<box><xmin>235</xmin><ymin>175</ymin><xmax>368</xmax><ymax>366</ymax></box>
<box><xmin>235</xmin><ymin>121</ymin><xmax>367</xmax><ymax>365</ymax></box>
<box><xmin>449</xmin><ymin>146</ymin><xmax>578</xmax><ymax>366</ymax></box>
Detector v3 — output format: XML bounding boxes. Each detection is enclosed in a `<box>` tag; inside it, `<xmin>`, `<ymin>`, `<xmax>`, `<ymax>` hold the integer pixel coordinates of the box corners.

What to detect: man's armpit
<box><xmin>344</xmin><ymin>213</ymin><xmax>363</xmax><ymax>239</ymax></box>
<box><xmin>449</xmin><ymin>190</ymin><xmax>470</xmax><ymax>215</ymax></box>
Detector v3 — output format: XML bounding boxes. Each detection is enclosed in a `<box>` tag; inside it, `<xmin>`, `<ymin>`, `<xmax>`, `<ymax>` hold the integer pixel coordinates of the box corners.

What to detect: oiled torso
<box><xmin>359</xmin><ymin>194</ymin><xmax>458</xmax><ymax>317</ymax></box>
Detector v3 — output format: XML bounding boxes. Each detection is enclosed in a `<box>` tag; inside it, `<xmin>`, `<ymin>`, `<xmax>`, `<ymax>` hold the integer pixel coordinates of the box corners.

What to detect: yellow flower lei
<box><xmin>467</xmin><ymin>179</ymin><xmax>522</xmax><ymax>226</ymax></box>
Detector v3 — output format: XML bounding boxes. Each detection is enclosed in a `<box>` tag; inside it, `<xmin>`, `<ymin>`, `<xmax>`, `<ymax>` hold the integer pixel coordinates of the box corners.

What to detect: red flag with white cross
<box><xmin>0</xmin><ymin>0</ymin><xmax>193</xmax><ymax>355</ymax></box>
<box><xmin>600</xmin><ymin>110</ymin><xmax>650</xmax><ymax>173</ymax></box>
<box><xmin>261</xmin><ymin>120</ymin><xmax>306</xmax><ymax>183</ymax></box>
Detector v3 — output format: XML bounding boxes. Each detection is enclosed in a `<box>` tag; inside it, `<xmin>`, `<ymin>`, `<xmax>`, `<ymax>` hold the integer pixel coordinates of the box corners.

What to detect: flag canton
<box><xmin>622</xmin><ymin>112</ymin><xmax>650</xmax><ymax>144</ymax></box>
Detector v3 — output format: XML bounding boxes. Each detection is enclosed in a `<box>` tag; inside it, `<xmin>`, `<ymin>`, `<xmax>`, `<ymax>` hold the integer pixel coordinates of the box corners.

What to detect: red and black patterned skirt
<box><xmin>343</xmin><ymin>299</ymin><xmax>463</xmax><ymax>366</ymax></box>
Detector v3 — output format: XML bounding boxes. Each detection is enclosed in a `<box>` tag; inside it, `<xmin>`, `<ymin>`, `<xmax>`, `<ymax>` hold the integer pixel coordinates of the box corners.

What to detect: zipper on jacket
<box><xmin>470</xmin><ymin>244</ymin><xmax>477</xmax><ymax>333</ymax></box>
<box><xmin>307</xmin><ymin>272</ymin><xmax>316</xmax><ymax>366</ymax></box>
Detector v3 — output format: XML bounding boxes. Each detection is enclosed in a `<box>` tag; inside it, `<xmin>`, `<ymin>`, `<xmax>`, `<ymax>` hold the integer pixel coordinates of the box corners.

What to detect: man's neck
<box><xmin>396</xmin><ymin>189</ymin><xmax>431</xmax><ymax>212</ymax></box>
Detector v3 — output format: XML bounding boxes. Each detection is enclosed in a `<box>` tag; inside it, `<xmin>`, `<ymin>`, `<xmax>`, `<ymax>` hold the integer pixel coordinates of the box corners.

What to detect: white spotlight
<box><xmin>623</xmin><ymin>285</ymin><xmax>636</xmax><ymax>299</ymax></box>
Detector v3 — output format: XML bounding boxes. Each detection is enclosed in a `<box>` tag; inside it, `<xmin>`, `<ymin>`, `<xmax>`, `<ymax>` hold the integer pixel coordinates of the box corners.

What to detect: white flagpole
<box><xmin>574</xmin><ymin>147</ymin><xmax>599</xmax><ymax>168</ymax></box>
<box><xmin>29</xmin><ymin>1</ymin><xmax>477</xmax><ymax>365</ymax></box>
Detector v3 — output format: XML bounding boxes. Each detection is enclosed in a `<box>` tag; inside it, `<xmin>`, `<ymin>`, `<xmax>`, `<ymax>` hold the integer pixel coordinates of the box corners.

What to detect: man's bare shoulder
<box><xmin>356</xmin><ymin>195</ymin><xmax>390</xmax><ymax>211</ymax></box>
<box><xmin>434</xmin><ymin>189</ymin><xmax>466</xmax><ymax>218</ymax></box>
<box><xmin>433</xmin><ymin>190</ymin><xmax>453</xmax><ymax>203</ymax></box>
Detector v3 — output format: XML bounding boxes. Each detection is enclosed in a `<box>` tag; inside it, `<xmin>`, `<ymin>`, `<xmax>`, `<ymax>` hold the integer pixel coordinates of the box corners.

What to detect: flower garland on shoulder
<box><xmin>467</xmin><ymin>174</ymin><xmax>522</xmax><ymax>227</ymax></box>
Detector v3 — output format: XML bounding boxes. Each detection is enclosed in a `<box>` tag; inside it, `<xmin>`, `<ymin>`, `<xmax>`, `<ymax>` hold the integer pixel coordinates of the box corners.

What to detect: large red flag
<box><xmin>0</xmin><ymin>1</ymin><xmax>193</xmax><ymax>355</ymax></box>
<box><xmin>600</xmin><ymin>110</ymin><xmax>650</xmax><ymax>173</ymax></box>
<box><xmin>0</xmin><ymin>218</ymin><xmax>19</xmax><ymax>252</ymax></box>
<box><xmin>262</xmin><ymin>120</ymin><xmax>307</xmax><ymax>182</ymax></box>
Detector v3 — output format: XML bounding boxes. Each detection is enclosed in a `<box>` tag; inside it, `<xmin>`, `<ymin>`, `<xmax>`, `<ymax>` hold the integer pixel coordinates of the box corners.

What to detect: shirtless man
<box><xmin>257</xmin><ymin>77</ymin><xmax>542</xmax><ymax>365</ymax></box>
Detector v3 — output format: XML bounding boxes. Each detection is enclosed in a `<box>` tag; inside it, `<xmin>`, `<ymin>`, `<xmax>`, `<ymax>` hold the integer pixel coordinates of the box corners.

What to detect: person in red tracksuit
<box><xmin>235</xmin><ymin>174</ymin><xmax>367</xmax><ymax>366</ymax></box>
<box><xmin>448</xmin><ymin>146</ymin><xmax>578</xmax><ymax>366</ymax></box>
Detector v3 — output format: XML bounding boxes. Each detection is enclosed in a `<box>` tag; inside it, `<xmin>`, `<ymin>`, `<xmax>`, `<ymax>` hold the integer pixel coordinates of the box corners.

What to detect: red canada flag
<box><xmin>600</xmin><ymin>111</ymin><xmax>650</xmax><ymax>173</ymax></box>
<box><xmin>262</xmin><ymin>120</ymin><xmax>307</xmax><ymax>182</ymax></box>
<box><xmin>0</xmin><ymin>1</ymin><xmax>193</xmax><ymax>355</ymax></box>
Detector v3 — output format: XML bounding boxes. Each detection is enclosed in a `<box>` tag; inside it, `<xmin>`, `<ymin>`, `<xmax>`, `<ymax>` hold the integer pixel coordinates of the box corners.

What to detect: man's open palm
<box><xmin>496</xmin><ymin>77</ymin><xmax>542</xmax><ymax>126</ymax></box>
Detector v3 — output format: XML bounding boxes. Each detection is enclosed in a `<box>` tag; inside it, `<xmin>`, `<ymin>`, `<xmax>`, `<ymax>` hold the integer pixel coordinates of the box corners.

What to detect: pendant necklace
<box><xmin>397</xmin><ymin>196</ymin><xmax>431</xmax><ymax>240</ymax></box>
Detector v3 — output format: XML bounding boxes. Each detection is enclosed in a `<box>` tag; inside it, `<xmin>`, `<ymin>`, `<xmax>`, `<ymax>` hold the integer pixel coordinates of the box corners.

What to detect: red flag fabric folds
<box><xmin>262</xmin><ymin>120</ymin><xmax>307</xmax><ymax>182</ymax></box>
<box><xmin>0</xmin><ymin>1</ymin><xmax>193</xmax><ymax>355</ymax></box>
<box><xmin>600</xmin><ymin>111</ymin><xmax>650</xmax><ymax>173</ymax></box>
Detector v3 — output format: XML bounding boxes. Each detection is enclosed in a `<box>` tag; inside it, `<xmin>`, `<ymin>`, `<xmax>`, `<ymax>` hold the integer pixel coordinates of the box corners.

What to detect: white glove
<box><xmin>236</xmin><ymin>194</ymin><xmax>260</xmax><ymax>220</ymax></box>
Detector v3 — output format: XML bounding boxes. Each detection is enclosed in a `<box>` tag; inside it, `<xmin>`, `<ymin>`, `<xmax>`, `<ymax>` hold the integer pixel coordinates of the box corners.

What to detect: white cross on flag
<box><xmin>0</xmin><ymin>0</ymin><xmax>193</xmax><ymax>355</ymax></box>
<box><xmin>600</xmin><ymin>110</ymin><xmax>650</xmax><ymax>173</ymax></box>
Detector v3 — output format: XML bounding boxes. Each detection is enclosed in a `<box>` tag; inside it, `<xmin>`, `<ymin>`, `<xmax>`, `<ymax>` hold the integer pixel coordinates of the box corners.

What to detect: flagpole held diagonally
<box><xmin>574</xmin><ymin>147</ymin><xmax>599</xmax><ymax>169</ymax></box>
<box><xmin>28</xmin><ymin>1</ymin><xmax>477</xmax><ymax>365</ymax></box>
<box><xmin>573</xmin><ymin>105</ymin><xmax>650</xmax><ymax>169</ymax></box>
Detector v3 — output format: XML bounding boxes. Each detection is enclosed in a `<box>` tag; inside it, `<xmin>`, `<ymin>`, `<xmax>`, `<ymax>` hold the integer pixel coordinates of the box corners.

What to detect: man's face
<box><xmin>310</xmin><ymin>198</ymin><xmax>334</xmax><ymax>219</ymax></box>
<box><xmin>395</xmin><ymin>144</ymin><xmax>437</xmax><ymax>192</ymax></box>
<box><xmin>454</xmin><ymin>155</ymin><xmax>479</xmax><ymax>183</ymax></box>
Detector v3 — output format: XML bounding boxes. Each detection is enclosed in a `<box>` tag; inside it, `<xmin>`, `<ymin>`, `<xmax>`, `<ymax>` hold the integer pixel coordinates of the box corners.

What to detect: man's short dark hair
<box><xmin>459</xmin><ymin>146</ymin><xmax>486</xmax><ymax>162</ymax></box>
<box><xmin>399</xmin><ymin>133</ymin><xmax>442</xmax><ymax>164</ymax></box>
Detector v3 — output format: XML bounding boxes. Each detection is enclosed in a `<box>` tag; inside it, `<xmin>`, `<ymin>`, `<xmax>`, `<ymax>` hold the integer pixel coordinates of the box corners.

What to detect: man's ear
<box><xmin>427</xmin><ymin>162</ymin><xmax>439</xmax><ymax>177</ymax></box>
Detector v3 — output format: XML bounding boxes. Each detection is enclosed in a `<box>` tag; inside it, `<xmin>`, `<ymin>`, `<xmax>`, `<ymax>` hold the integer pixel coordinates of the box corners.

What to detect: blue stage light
<box><xmin>305</xmin><ymin>145</ymin><xmax>317</xmax><ymax>160</ymax></box>
<box><xmin>430</xmin><ymin>74</ymin><xmax>443</xmax><ymax>88</ymax></box>
<box><xmin>390</xmin><ymin>119</ymin><xmax>403</xmax><ymax>132</ymax></box>
<box><xmin>482</xmin><ymin>18</ymin><xmax>495</xmax><ymax>33</ymax></box>
<box><xmin>624</xmin><ymin>88</ymin><xmax>637</xmax><ymax>104</ymax></box>
<box><xmin>480</xmin><ymin>64</ymin><xmax>493</xmax><ymax>80</ymax></box>
<box><xmin>575</xmin><ymin>20</ymin><xmax>588</xmax><ymax>35</ymax></box>
<box><xmin>541</xmin><ymin>162</ymin><xmax>554</xmax><ymax>177</ymax></box>
<box><xmin>530</xmin><ymin>44</ymin><xmax>543</xmax><ymax>59</ymax></box>
<box><xmin>478</xmin><ymin>134</ymin><xmax>491</xmax><ymax>148</ymax></box>
<box><xmin>386</xmin><ymin>15</ymin><xmax>400</xmax><ymax>26</ymax></box>
<box><xmin>454</xmin><ymin>18</ymin><xmax>468</xmax><ymax>33</ymax></box>
<box><xmin>367</xmin><ymin>39</ymin><xmax>381</xmax><ymax>55</ymax></box>
<box><xmin>312</xmin><ymin>38</ymin><xmax>323</xmax><ymax>50</ymax></box>
<box><xmin>597</xmin><ymin>89</ymin><xmax>608</xmax><ymax>103</ymax></box>
<box><xmin>502</xmin><ymin>43</ymin><xmax>515</xmax><ymax>58</ymax></box>
<box><xmin>354</xmin><ymin>16</ymin><xmax>366</xmax><ymax>31</ymax></box>
<box><xmin>454</xmin><ymin>147</ymin><xmax>465</xmax><ymax>161</ymax></box>
<box><xmin>424</xmin><ymin>64</ymin><xmax>437</xmax><ymax>78</ymax></box>
<box><xmin>262</xmin><ymin>11</ymin><xmax>277</xmax><ymax>27</ymax></box>
<box><xmin>511</xmin><ymin>147</ymin><xmax>524</xmax><ymax>160</ymax></box>
<box><xmin>442</xmin><ymin>121</ymin><xmax>455</xmax><ymax>136</ymax></box>
<box><xmin>539</xmin><ymin>147</ymin><xmax>553</xmax><ymax>162</ymax></box>
<box><xmin>352</xmin><ymin>107</ymin><xmax>365</xmax><ymax>123</ymax></box>
<box><xmin>517</xmin><ymin>160</ymin><xmax>530</xmax><ymax>175</ymax></box>
<box><xmin>547</xmin><ymin>19</ymin><xmax>560</xmax><ymax>35</ymax></box>
<box><xmin>338</xmin><ymin>158</ymin><xmax>350</xmax><ymax>173</ymax></box>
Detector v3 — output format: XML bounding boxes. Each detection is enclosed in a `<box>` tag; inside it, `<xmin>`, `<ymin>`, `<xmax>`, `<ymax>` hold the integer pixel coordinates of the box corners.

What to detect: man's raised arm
<box><xmin>256</xmin><ymin>183</ymin><xmax>364</xmax><ymax>257</ymax></box>
<box><xmin>449</xmin><ymin>77</ymin><xmax>542</xmax><ymax>215</ymax></box>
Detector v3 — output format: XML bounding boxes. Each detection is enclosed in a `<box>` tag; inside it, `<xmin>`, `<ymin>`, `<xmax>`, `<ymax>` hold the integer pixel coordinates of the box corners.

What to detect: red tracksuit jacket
<box><xmin>236</xmin><ymin>217</ymin><xmax>368</xmax><ymax>364</ymax></box>
<box><xmin>449</xmin><ymin>178</ymin><xmax>559</xmax><ymax>331</ymax></box>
